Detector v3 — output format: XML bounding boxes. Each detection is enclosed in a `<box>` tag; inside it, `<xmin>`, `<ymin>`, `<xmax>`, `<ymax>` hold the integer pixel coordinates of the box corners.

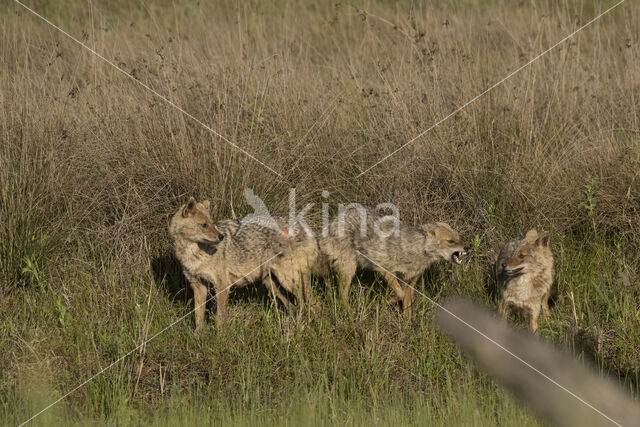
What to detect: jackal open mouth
<box><xmin>197</xmin><ymin>234</ymin><xmax>224</xmax><ymax>255</ymax></box>
<box><xmin>504</xmin><ymin>266</ymin><xmax>524</xmax><ymax>277</ymax></box>
<box><xmin>198</xmin><ymin>241</ymin><xmax>218</xmax><ymax>255</ymax></box>
<box><xmin>451</xmin><ymin>250</ymin><xmax>466</xmax><ymax>265</ymax></box>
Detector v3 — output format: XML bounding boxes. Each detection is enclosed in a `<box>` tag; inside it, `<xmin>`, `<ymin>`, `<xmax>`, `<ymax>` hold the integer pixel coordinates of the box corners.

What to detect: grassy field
<box><xmin>1</xmin><ymin>0</ymin><xmax>639</xmax><ymax>425</ymax></box>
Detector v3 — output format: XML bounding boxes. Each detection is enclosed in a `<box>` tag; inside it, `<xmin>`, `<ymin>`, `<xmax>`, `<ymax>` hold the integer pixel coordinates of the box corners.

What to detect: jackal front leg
<box><xmin>541</xmin><ymin>288</ymin><xmax>552</xmax><ymax>317</ymax></box>
<box><xmin>383</xmin><ymin>271</ymin><xmax>404</xmax><ymax>306</ymax></box>
<box><xmin>184</xmin><ymin>272</ymin><xmax>208</xmax><ymax>331</ymax></box>
<box><xmin>401</xmin><ymin>279</ymin><xmax>416</xmax><ymax>319</ymax></box>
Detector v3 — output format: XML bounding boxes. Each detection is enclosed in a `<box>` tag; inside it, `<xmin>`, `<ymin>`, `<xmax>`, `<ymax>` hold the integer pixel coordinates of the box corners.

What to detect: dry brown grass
<box><xmin>2</xmin><ymin>2</ymin><xmax>638</xmax><ymax>270</ymax></box>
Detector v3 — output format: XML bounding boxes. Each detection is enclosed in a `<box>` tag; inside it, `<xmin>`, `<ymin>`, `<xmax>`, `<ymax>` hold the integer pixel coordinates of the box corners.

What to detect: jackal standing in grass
<box><xmin>496</xmin><ymin>229</ymin><xmax>555</xmax><ymax>332</ymax></box>
<box><xmin>320</xmin><ymin>206</ymin><xmax>467</xmax><ymax>317</ymax></box>
<box><xmin>169</xmin><ymin>198</ymin><xmax>320</xmax><ymax>329</ymax></box>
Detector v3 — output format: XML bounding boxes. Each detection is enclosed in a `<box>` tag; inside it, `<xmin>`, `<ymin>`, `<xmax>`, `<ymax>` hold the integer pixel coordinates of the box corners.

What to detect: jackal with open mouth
<box><xmin>320</xmin><ymin>206</ymin><xmax>468</xmax><ymax>317</ymax></box>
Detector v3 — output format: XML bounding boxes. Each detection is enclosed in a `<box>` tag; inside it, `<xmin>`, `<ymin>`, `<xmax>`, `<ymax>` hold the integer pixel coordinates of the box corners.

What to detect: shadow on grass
<box><xmin>151</xmin><ymin>253</ymin><xmax>190</xmax><ymax>305</ymax></box>
<box><xmin>150</xmin><ymin>252</ymin><xmax>302</xmax><ymax>323</ymax></box>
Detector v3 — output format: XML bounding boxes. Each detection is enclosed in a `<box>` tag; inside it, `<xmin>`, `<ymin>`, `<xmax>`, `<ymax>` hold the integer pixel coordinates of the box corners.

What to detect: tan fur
<box><xmin>169</xmin><ymin>198</ymin><xmax>320</xmax><ymax>330</ymax></box>
<box><xmin>496</xmin><ymin>229</ymin><xmax>555</xmax><ymax>333</ymax></box>
<box><xmin>319</xmin><ymin>207</ymin><xmax>467</xmax><ymax>318</ymax></box>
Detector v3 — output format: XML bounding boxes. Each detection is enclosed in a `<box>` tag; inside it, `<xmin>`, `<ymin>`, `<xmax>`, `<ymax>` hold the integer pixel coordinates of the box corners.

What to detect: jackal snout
<box><xmin>503</xmin><ymin>229</ymin><xmax>550</xmax><ymax>275</ymax></box>
<box><xmin>423</xmin><ymin>222</ymin><xmax>468</xmax><ymax>265</ymax></box>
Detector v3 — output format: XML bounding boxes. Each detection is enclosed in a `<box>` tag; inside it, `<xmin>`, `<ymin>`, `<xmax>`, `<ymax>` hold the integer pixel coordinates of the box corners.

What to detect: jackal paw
<box><xmin>387</xmin><ymin>294</ymin><xmax>401</xmax><ymax>305</ymax></box>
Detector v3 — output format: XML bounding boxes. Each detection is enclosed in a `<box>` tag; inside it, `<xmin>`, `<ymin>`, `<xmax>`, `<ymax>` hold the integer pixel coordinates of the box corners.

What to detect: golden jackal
<box><xmin>169</xmin><ymin>198</ymin><xmax>319</xmax><ymax>329</ymax></box>
<box><xmin>496</xmin><ymin>229</ymin><xmax>555</xmax><ymax>332</ymax></box>
<box><xmin>320</xmin><ymin>206</ymin><xmax>467</xmax><ymax>317</ymax></box>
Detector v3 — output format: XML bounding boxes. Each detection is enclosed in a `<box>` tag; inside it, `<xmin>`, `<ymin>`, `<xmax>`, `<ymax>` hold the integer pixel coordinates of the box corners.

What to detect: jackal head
<box><xmin>503</xmin><ymin>229</ymin><xmax>551</xmax><ymax>277</ymax></box>
<box><xmin>422</xmin><ymin>222</ymin><xmax>468</xmax><ymax>265</ymax></box>
<box><xmin>169</xmin><ymin>197</ymin><xmax>224</xmax><ymax>246</ymax></box>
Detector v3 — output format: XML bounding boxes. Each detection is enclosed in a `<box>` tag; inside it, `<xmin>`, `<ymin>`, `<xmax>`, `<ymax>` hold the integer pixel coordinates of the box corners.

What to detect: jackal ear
<box><xmin>536</xmin><ymin>233</ymin><xmax>550</xmax><ymax>247</ymax></box>
<box><xmin>201</xmin><ymin>200</ymin><xmax>211</xmax><ymax>211</ymax></box>
<box><xmin>422</xmin><ymin>224</ymin><xmax>437</xmax><ymax>237</ymax></box>
<box><xmin>524</xmin><ymin>229</ymin><xmax>538</xmax><ymax>241</ymax></box>
<box><xmin>182</xmin><ymin>197</ymin><xmax>197</xmax><ymax>217</ymax></box>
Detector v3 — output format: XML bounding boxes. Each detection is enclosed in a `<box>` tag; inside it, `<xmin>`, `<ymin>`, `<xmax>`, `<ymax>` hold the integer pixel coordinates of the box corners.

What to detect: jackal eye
<box><xmin>447</xmin><ymin>239</ymin><xmax>455</xmax><ymax>244</ymax></box>
<box><xmin>201</xmin><ymin>223</ymin><xmax>208</xmax><ymax>229</ymax></box>
<box><xmin>518</xmin><ymin>253</ymin><xmax>525</xmax><ymax>259</ymax></box>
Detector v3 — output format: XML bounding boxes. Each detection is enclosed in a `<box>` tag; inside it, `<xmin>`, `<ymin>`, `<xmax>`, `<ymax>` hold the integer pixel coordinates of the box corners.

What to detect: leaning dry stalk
<box><xmin>436</xmin><ymin>298</ymin><xmax>640</xmax><ymax>427</ymax></box>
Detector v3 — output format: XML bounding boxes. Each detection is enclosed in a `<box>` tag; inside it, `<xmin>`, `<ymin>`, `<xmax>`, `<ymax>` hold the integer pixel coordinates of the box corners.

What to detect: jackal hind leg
<box><xmin>300</xmin><ymin>270</ymin><xmax>321</xmax><ymax>314</ymax></box>
<box><xmin>272</xmin><ymin>269</ymin><xmax>306</xmax><ymax>322</ymax></box>
<box><xmin>263</xmin><ymin>272</ymin><xmax>292</xmax><ymax>311</ymax></box>
<box><xmin>401</xmin><ymin>280</ymin><xmax>416</xmax><ymax>319</ymax></box>
<box><xmin>213</xmin><ymin>279</ymin><xmax>232</xmax><ymax>326</ymax></box>
<box><xmin>269</xmin><ymin>264</ymin><xmax>307</xmax><ymax>317</ymax></box>
<box><xmin>337</xmin><ymin>257</ymin><xmax>357</xmax><ymax>306</ymax></box>
<box><xmin>382</xmin><ymin>271</ymin><xmax>404</xmax><ymax>306</ymax></box>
